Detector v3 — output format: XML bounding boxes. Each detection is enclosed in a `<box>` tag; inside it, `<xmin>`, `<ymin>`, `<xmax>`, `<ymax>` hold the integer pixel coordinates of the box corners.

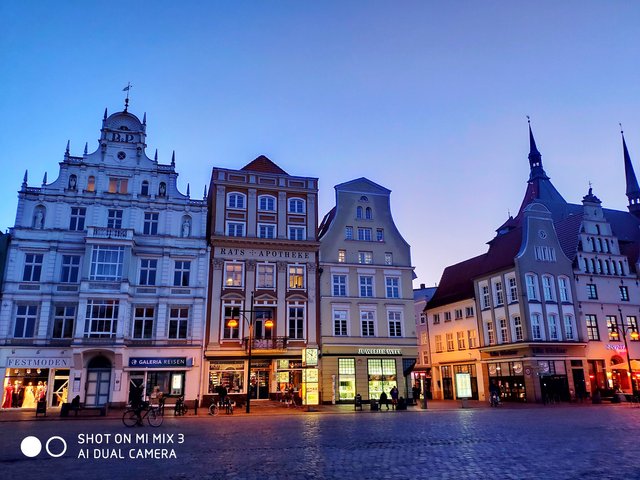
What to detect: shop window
<box><xmin>338</xmin><ymin>358</ymin><xmax>356</xmax><ymax>401</ymax></box>
<box><xmin>208</xmin><ymin>361</ymin><xmax>244</xmax><ymax>394</ymax></box>
<box><xmin>367</xmin><ymin>358</ymin><xmax>397</xmax><ymax>401</ymax></box>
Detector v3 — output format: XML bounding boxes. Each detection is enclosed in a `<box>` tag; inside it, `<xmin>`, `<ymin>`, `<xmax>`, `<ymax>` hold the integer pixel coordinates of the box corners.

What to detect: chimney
<box><xmin>420</xmin><ymin>283</ymin><xmax>425</xmax><ymax>289</ymax></box>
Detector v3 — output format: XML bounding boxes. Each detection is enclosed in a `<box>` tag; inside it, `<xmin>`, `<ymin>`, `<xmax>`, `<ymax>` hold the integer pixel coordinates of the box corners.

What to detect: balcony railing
<box><xmin>243</xmin><ymin>336</ymin><xmax>288</xmax><ymax>352</ymax></box>
<box><xmin>87</xmin><ymin>226</ymin><xmax>134</xmax><ymax>240</ymax></box>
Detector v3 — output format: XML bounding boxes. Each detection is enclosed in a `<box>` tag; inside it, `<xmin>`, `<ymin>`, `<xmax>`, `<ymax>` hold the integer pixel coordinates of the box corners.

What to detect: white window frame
<box><xmin>224</xmin><ymin>262</ymin><xmax>244</xmax><ymax>288</ymax></box>
<box><xmin>508</xmin><ymin>277</ymin><xmax>518</xmax><ymax>303</ymax></box>
<box><xmin>457</xmin><ymin>331</ymin><xmax>466</xmax><ymax>350</ymax></box>
<box><xmin>168</xmin><ymin>306</ymin><xmax>189</xmax><ymax>339</ymax></box>
<box><xmin>564</xmin><ymin>314</ymin><xmax>575</xmax><ymax>340</ymax></box>
<box><xmin>258</xmin><ymin>223</ymin><xmax>276</xmax><ymax>239</ymax></box>
<box><xmin>467</xmin><ymin>329</ymin><xmax>478</xmax><ymax>348</ymax></box>
<box><xmin>526</xmin><ymin>274</ymin><xmax>538</xmax><ymax>301</ymax></box>
<box><xmin>531</xmin><ymin>313</ymin><xmax>543</xmax><ymax>340</ymax></box>
<box><xmin>387</xmin><ymin>310</ymin><xmax>403</xmax><ymax>337</ymax></box>
<box><xmin>332</xmin><ymin>274</ymin><xmax>347</xmax><ymax>296</ymax></box>
<box><xmin>385</xmin><ymin>276</ymin><xmax>400</xmax><ymax>298</ymax></box>
<box><xmin>288</xmin><ymin>264</ymin><xmax>306</xmax><ymax>289</ymax></box>
<box><xmin>358</xmin><ymin>251</ymin><xmax>373</xmax><ymax>264</ymax></box>
<box><xmin>226</xmin><ymin>221</ymin><xmax>245</xmax><ymax>237</ymax></box>
<box><xmin>549</xmin><ymin>314</ymin><xmax>560</xmax><ymax>340</ymax></box>
<box><xmin>52</xmin><ymin>304</ymin><xmax>76</xmax><ymax>339</ymax></box>
<box><xmin>14</xmin><ymin>304</ymin><xmax>38</xmax><ymax>338</ymax></box>
<box><xmin>61</xmin><ymin>254</ymin><xmax>81</xmax><ymax>283</ymax></box>
<box><xmin>360</xmin><ymin>310</ymin><xmax>376</xmax><ymax>336</ymax></box>
<box><xmin>84</xmin><ymin>299</ymin><xmax>119</xmax><ymax>338</ymax></box>
<box><xmin>542</xmin><ymin>275</ymin><xmax>555</xmax><ymax>301</ymax></box>
<box><xmin>494</xmin><ymin>281</ymin><xmax>504</xmax><ymax>306</ymax></box>
<box><xmin>256</xmin><ymin>263</ymin><xmax>275</xmax><ymax>289</ymax></box>
<box><xmin>333</xmin><ymin>309</ymin><xmax>349</xmax><ymax>336</ymax></box>
<box><xmin>499</xmin><ymin>318</ymin><xmax>509</xmax><ymax>343</ymax></box>
<box><xmin>139</xmin><ymin>258</ymin><xmax>158</xmax><ymax>286</ymax></box>
<box><xmin>486</xmin><ymin>321</ymin><xmax>496</xmax><ymax>345</ymax></box>
<box><xmin>359</xmin><ymin>275</ymin><xmax>374</xmax><ymax>297</ymax></box>
<box><xmin>227</xmin><ymin>192</ymin><xmax>246</xmax><ymax>210</ymax></box>
<box><xmin>384</xmin><ymin>253</ymin><xmax>393</xmax><ymax>265</ymax></box>
<box><xmin>513</xmin><ymin>315</ymin><xmax>523</xmax><ymax>341</ymax></box>
<box><xmin>143</xmin><ymin>212</ymin><xmax>159</xmax><ymax>235</ymax></box>
<box><xmin>558</xmin><ymin>277</ymin><xmax>570</xmax><ymax>302</ymax></box>
<box><xmin>173</xmin><ymin>260</ymin><xmax>191</xmax><ymax>287</ymax></box>
<box><xmin>288</xmin><ymin>303</ymin><xmax>306</xmax><ymax>340</ymax></box>
<box><xmin>435</xmin><ymin>335</ymin><xmax>443</xmax><ymax>353</ymax></box>
<box><xmin>132</xmin><ymin>306</ymin><xmax>155</xmax><ymax>339</ymax></box>
<box><xmin>288</xmin><ymin>226</ymin><xmax>306</xmax><ymax>241</ymax></box>
<box><xmin>446</xmin><ymin>333</ymin><xmax>454</xmax><ymax>351</ymax></box>
<box><xmin>90</xmin><ymin>246</ymin><xmax>124</xmax><ymax>281</ymax></box>
<box><xmin>481</xmin><ymin>284</ymin><xmax>490</xmax><ymax>309</ymax></box>
<box><xmin>69</xmin><ymin>207</ymin><xmax>86</xmax><ymax>231</ymax></box>
<box><xmin>288</xmin><ymin>197</ymin><xmax>305</xmax><ymax>214</ymax></box>
<box><xmin>357</xmin><ymin>228</ymin><xmax>372</xmax><ymax>241</ymax></box>
<box><xmin>258</xmin><ymin>194</ymin><xmax>276</xmax><ymax>212</ymax></box>
<box><xmin>107</xmin><ymin>209</ymin><xmax>123</xmax><ymax>229</ymax></box>
<box><xmin>23</xmin><ymin>253</ymin><xmax>44</xmax><ymax>282</ymax></box>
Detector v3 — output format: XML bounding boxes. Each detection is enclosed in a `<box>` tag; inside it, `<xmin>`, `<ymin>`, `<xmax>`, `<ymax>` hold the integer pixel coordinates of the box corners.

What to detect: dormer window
<box><xmin>227</xmin><ymin>192</ymin><xmax>246</xmax><ymax>210</ymax></box>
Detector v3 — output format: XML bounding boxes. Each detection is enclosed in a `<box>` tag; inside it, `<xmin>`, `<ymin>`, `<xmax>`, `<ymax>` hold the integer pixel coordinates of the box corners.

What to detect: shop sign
<box><xmin>357</xmin><ymin>348</ymin><xmax>402</xmax><ymax>356</ymax></box>
<box><xmin>128</xmin><ymin>357</ymin><xmax>189</xmax><ymax>368</ymax></box>
<box><xmin>210</xmin><ymin>361</ymin><xmax>244</xmax><ymax>371</ymax></box>
<box><xmin>606</xmin><ymin>344</ymin><xmax>627</xmax><ymax>352</ymax></box>
<box><xmin>217</xmin><ymin>247</ymin><xmax>310</xmax><ymax>260</ymax></box>
<box><xmin>7</xmin><ymin>357</ymin><xmax>70</xmax><ymax>368</ymax></box>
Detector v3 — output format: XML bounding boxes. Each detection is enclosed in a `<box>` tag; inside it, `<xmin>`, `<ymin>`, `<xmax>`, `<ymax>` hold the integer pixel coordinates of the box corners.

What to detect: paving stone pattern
<box><xmin>0</xmin><ymin>405</ymin><xmax>638</xmax><ymax>479</ymax></box>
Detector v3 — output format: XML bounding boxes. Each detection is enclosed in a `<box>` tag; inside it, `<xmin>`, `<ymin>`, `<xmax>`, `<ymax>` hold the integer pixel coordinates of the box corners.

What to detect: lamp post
<box><xmin>227</xmin><ymin>292</ymin><xmax>273</xmax><ymax>413</ymax></box>
<box><xmin>616</xmin><ymin>308</ymin><xmax>640</xmax><ymax>397</ymax></box>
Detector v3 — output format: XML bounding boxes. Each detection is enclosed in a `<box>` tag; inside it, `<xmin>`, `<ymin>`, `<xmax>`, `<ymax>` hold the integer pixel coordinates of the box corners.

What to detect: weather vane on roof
<box><xmin>123</xmin><ymin>82</ymin><xmax>133</xmax><ymax>112</ymax></box>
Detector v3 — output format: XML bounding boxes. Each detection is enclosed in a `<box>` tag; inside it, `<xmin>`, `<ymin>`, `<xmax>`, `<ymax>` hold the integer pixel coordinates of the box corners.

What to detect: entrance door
<box><xmin>250</xmin><ymin>370</ymin><xmax>270</xmax><ymax>399</ymax></box>
<box><xmin>51</xmin><ymin>370</ymin><xmax>70</xmax><ymax>407</ymax></box>
<box><xmin>86</xmin><ymin>356</ymin><xmax>111</xmax><ymax>406</ymax></box>
<box><xmin>442</xmin><ymin>378</ymin><xmax>453</xmax><ymax>400</ymax></box>
<box><xmin>572</xmin><ymin>368</ymin><xmax>587</xmax><ymax>400</ymax></box>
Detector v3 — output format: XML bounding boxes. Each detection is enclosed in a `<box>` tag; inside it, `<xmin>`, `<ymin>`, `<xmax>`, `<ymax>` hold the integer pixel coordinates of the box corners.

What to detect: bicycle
<box><xmin>122</xmin><ymin>402</ymin><xmax>163</xmax><ymax>427</ymax></box>
<box><xmin>174</xmin><ymin>396</ymin><xmax>188</xmax><ymax>416</ymax></box>
<box><xmin>209</xmin><ymin>397</ymin><xmax>233</xmax><ymax>415</ymax></box>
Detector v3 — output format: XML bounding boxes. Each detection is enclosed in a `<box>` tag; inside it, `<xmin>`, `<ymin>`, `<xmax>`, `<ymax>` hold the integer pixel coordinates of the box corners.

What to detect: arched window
<box><xmin>583</xmin><ymin>258</ymin><xmax>589</xmax><ymax>273</ymax></box>
<box><xmin>525</xmin><ymin>273</ymin><xmax>538</xmax><ymax>301</ymax></box>
<box><xmin>596</xmin><ymin>224</ymin><xmax>601</xmax><ymax>235</ymax></box>
<box><xmin>531</xmin><ymin>313</ymin><xmax>543</xmax><ymax>340</ymax></box>
<box><xmin>87</xmin><ymin>176</ymin><xmax>96</xmax><ymax>192</ymax></box>
<box><xmin>360</xmin><ymin>196</ymin><xmax>368</xmax><ymax>202</ymax></box>
<box><xmin>141</xmin><ymin>180</ymin><xmax>149</xmax><ymax>196</ymax></box>
<box><xmin>597</xmin><ymin>238</ymin><xmax>603</xmax><ymax>252</ymax></box>
<box><xmin>619</xmin><ymin>261</ymin><xmax>625</xmax><ymax>275</ymax></box>
<box><xmin>605</xmin><ymin>239</ymin><xmax>611</xmax><ymax>253</ymax></box>
<box><xmin>365</xmin><ymin>207</ymin><xmax>372</xmax><ymax>220</ymax></box>
<box><xmin>356</xmin><ymin>206</ymin><xmax>363</xmax><ymax>219</ymax></box>
<box><xmin>590</xmin><ymin>259</ymin><xmax>596</xmax><ymax>273</ymax></box>
<box><xmin>605</xmin><ymin>260</ymin><xmax>611</xmax><ymax>275</ymax></box>
<box><xmin>68</xmin><ymin>174</ymin><xmax>77</xmax><ymax>190</ymax></box>
<box><xmin>288</xmin><ymin>198</ymin><xmax>305</xmax><ymax>214</ymax></box>
<box><xmin>227</xmin><ymin>192</ymin><xmax>246</xmax><ymax>209</ymax></box>
<box><xmin>587</xmin><ymin>237</ymin><xmax>594</xmax><ymax>251</ymax></box>
<box><xmin>258</xmin><ymin>195</ymin><xmax>276</xmax><ymax>212</ymax></box>
<box><xmin>597</xmin><ymin>259</ymin><xmax>603</xmax><ymax>274</ymax></box>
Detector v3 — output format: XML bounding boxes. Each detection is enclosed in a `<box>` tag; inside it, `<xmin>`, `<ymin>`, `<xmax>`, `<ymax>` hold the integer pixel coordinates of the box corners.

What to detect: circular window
<box><xmin>117</xmin><ymin>151</ymin><xmax>126</xmax><ymax>160</ymax></box>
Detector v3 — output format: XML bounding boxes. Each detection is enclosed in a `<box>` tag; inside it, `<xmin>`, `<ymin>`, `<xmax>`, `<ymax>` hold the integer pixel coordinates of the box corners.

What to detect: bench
<box><xmin>60</xmin><ymin>402</ymin><xmax>108</xmax><ymax>417</ymax></box>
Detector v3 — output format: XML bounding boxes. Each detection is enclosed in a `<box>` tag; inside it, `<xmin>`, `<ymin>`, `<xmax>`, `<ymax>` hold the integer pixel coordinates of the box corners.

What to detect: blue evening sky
<box><xmin>1</xmin><ymin>2</ymin><xmax>639</xmax><ymax>286</ymax></box>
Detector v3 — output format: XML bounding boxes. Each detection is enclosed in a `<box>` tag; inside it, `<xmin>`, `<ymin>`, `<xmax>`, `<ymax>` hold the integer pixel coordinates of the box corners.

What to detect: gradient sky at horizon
<box><xmin>1</xmin><ymin>2</ymin><xmax>640</xmax><ymax>287</ymax></box>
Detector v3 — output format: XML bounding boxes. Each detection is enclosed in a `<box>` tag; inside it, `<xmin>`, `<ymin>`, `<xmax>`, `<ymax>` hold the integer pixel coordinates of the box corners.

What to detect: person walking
<box><xmin>379</xmin><ymin>390</ymin><xmax>389</xmax><ymax>410</ymax></box>
<box><xmin>390</xmin><ymin>386</ymin><xmax>399</xmax><ymax>410</ymax></box>
<box><xmin>412</xmin><ymin>384</ymin><xmax>421</xmax><ymax>406</ymax></box>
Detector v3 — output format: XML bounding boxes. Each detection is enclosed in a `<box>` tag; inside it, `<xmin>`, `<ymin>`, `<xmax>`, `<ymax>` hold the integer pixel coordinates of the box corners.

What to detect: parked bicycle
<box><xmin>174</xmin><ymin>396</ymin><xmax>188</xmax><ymax>416</ymax></box>
<box><xmin>122</xmin><ymin>401</ymin><xmax>163</xmax><ymax>427</ymax></box>
<box><xmin>209</xmin><ymin>397</ymin><xmax>233</xmax><ymax>415</ymax></box>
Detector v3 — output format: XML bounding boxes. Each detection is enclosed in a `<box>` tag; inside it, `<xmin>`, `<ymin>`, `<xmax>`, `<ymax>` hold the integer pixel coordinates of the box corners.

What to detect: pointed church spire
<box><xmin>143</xmin><ymin>112</ymin><xmax>147</xmax><ymax>125</ymax></box>
<box><xmin>621</xmin><ymin>126</ymin><xmax>640</xmax><ymax>215</ymax></box>
<box><xmin>527</xmin><ymin>116</ymin><xmax>547</xmax><ymax>181</ymax></box>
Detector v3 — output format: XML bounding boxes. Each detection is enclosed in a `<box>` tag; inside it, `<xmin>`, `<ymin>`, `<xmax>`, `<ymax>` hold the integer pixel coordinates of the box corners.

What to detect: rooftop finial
<box><xmin>203</xmin><ymin>185</ymin><xmax>208</xmax><ymax>199</ymax></box>
<box><xmin>186</xmin><ymin>183</ymin><xmax>190</xmax><ymax>197</ymax></box>
<box><xmin>171</xmin><ymin>150</ymin><xmax>175</xmax><ymax>167</ymax></box>
<box><xmin>22</xmin><ymin>170</ymin><xmax>28</xmax><ymax>188</ymax></box>
<box><xmin>154</xmin><ymin>149</ymin><xmax>158</xmax><ymax>162</ymax></box>
<box><xmin>42</xmin><ymin>172</ymin><xmax>47</xmax><ymax>186</ymax></box>
<box><xmin>103</xmin><ymin>108</ymin><xmax>108</xmax><ymax>120</ymax></box>
<box><xmin>123</xmin><ymin>82</ymin><xmax>132</xmax><ymax>112</ymax></box>
<box><xmin>143</xmin><ymin>112</ymin><xmax>146</xmax><ymax>125</ymax></box>
<box><xmin>84</xmin><ymin>142</ymin><xmax>88</xmax><ymax>155</ymax></box>
<box><xmin>65</xmin><ymin>140</ymin><xmax>70</xmax><ymax>155</ymax></box>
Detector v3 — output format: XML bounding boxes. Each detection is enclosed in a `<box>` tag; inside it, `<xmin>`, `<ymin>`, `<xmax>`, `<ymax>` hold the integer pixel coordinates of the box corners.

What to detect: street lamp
<box><xmin>227</xmin><ymin>292</ymin><xmax>273</xmax><ymax>413</ymax></box>
<box><xmin>615</xmin><ymin>308</ymin><xmax>640</xmax><ymax>398</ymax></box>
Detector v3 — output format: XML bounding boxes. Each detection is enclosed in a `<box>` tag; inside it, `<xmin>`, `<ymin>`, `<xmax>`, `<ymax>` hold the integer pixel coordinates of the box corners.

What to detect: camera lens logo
<box><xmin>21</xmin><ymin>436</ymin><xmax>67</xmax><ymax>458</ymax></box>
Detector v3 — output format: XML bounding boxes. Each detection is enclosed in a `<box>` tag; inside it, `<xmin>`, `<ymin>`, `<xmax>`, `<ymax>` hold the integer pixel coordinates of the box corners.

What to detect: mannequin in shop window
<box><xmin>22</xmin><ymin>383</ymin><xmax>36</xmax><ymax>408</ymax></box>
<box><xmin>12</xmin><ymin>381</ymin><xmax>24</xmax><ymax>408</ymax></box>
<box><xmin>2</xmin><ymin>382</ymin><xmax>13</xmax><ymax>408</ymax></box>
<box><xmin>36</xmin><ymin>381</ymin><xmax>46</xmax><ymax>402</ymax></box>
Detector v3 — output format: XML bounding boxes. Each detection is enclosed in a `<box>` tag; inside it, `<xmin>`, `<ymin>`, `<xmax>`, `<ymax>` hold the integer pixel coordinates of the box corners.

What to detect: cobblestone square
<box><xmin>0</xmin><ymin>404</ymin><xmax>638</xmax><ymax>479</ymax></box>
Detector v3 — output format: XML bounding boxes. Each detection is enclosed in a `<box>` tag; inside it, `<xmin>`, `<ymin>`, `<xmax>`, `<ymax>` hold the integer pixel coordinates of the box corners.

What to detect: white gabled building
<box><xmin>0</xmin><ymin>103</ymin><xmax>208</xmax><ymax>410</ymax></box>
